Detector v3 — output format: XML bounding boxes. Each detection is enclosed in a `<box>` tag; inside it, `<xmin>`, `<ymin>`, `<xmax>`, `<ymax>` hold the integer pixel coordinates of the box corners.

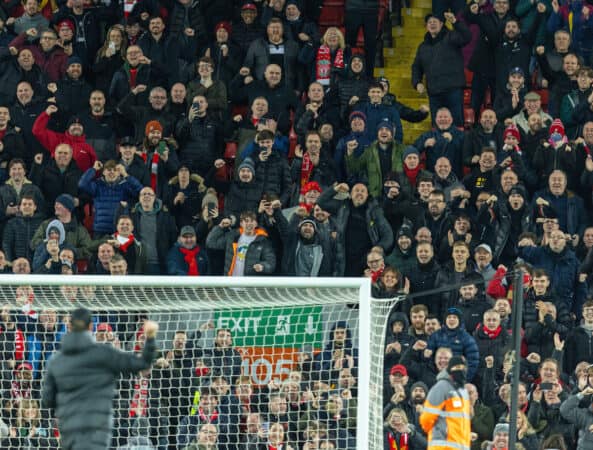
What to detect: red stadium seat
<box><xmin>289</xmin><ymin>126</ymin><xmax>298</xmax><ymax>160</ymax></box>
<box><xmin>231</xmin><ymin>104</ymin><xmax>248</xmax><ymax>118</ymax></box>
<box><xmin>318</xmin><ymin>5</ymin><xmax>344</xmax><ymax>27</ymax></box>
<box><xmin>224</xmin><ymin>141</ymin><xmax>238</xmax><ymax>160</ymax></box>
<box><xmin>537</xmin><ymin>89</ymin><xmax>549</xmax><ymax>109</ymax></box>
<box><xmin>464</xmin><ymin>108</ymin><xmax>475</xmax><ymax>129</ymax></box>
<box><xmin>463</xmin><ymin>89</ymin><xmax>471</xmax><ymax>106</ymax></box>
<box><xmin>323</xmin><ymin>0</ymin><xmax>345</xmax><ymax>6</ymax></box>
<box><xmin>465</xmin><ymin>69</ymin><xmax>473</xmax><ymax>88</ymax></box>
<box><xmin>76</xmin><ymin>259</ymin><xmax>88</xmax><ymax>274</ymax></box>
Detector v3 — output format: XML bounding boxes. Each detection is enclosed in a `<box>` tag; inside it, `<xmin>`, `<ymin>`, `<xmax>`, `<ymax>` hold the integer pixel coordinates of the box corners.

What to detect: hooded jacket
<box><xmin>41</xmin><ymin>332</ymin><xmax>156</xmax><ymax>441</ymax></box>
<box><xmin>384</xmin><ymin>312</ymin><xmax>415</xmax><ymax>371</ymax></box>
<box><xmin>78</xmin><ymin>168</ymin><xmax>143</xmax><ymax>234</ymax></box>
<box><xmin>560</xmin><ymin>393</ymin><xmax>593</xmax><ymax>449</ymax></box>
<box><xmin>427</xmin><ymin>323</ymin><xmax>480</xmax><ymax>381</ymax></box>
<box><xmin>344</xmin><ymin>139</ymin><xmax>405</xmax><ymax>198</ymax></box>
<box><xmin>419</xmin><ymin>370</ymin><xmax>472</xmax><ymax>449</ymax></box>
<box><xmin>32</xmin><ymin>111</ymin><xmax>97</xmax><ymax>172</ymax></box>
<box><xmin>2</xmin><ymin>211</ymin><xmax>44</xmax><ymax>261</ymax></box>
<box><xmin>206</xmin><ymin>226</ymin><xmax>276</xmax><ymax>276</ymax></box>
<box><xmin>279</xmin><ymin>213</ymin><xmax>337</xmax><ymax>277</ymax></box>
<box><xmin>31</xmin><ymin>216</ymin><xmax>94</xmax><ymax>259</ymax></box>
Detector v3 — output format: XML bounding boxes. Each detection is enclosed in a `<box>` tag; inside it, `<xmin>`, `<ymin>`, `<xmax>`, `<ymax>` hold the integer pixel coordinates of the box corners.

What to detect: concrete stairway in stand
<box><xmin>375</xmin><ymin>0</ymin><xmax>433</xmax><ymax>144</ymax></box>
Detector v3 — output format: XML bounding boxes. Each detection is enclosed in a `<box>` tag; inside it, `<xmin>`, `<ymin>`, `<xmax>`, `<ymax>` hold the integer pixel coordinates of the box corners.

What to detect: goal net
<box><xmin>0</xmin><ymin>275</ymin><xmax>395</xmax><ymax>450</ymax></box>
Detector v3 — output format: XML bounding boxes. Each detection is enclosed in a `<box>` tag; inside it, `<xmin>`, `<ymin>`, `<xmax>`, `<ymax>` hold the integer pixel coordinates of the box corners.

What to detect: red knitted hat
<box><xmin>145</xmin><ymin>120</ymin><xmax>163</xmax><ymax>136</ymax></box>
<box><xmin>503</xmin><ymin>124</ymin><xmax>521</xmax><ymax>142</ymax></box>
<box><xmin>550</xmin><ymin>119</ymin><xmax>565</xmax><ymax>137</ymax></box>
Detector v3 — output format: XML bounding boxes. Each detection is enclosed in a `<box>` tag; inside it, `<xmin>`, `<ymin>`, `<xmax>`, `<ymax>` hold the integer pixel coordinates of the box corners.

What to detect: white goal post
<box><xmin>0</xmin><ymin>275</ymin><xmax>396</xmax><ymax>450</ymax></box>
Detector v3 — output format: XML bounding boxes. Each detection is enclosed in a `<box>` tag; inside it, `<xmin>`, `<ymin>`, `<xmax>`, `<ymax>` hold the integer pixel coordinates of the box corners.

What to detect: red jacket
<box><xmin>32</xmin><ymin>111</ymin><xmax>97</xmax><ymax>172</ymax></box>
<box><xmin>8</xmin><ymin>33</ymin><xmax>68</xmax><ymax>82</ymax></box>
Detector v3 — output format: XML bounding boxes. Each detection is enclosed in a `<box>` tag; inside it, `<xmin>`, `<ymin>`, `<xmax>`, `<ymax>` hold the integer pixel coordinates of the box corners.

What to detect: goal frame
<box><xmin>0</xmin><ymin>274</ymin><xmax>374</xmax><ymax>449</ymax></box>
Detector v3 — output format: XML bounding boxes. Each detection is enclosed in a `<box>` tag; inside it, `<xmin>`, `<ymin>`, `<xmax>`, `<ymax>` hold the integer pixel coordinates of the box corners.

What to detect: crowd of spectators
<box><xmin>6</xmin><ymin>0</ymin><xmax>593</xmax><ymax>447</ymax></box>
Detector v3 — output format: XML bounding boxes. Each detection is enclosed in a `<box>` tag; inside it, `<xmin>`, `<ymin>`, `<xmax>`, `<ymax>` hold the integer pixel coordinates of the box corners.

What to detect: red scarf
<box><xmin>129</xmin><ymin>67</ymin><xmax>138</xmax><ymax>88</ymax></box>
<box><xmin>1</xmin><ymin>327</ymin><xmax>25</xmax><ymax>360</ymax></box>
<box><xmin>316</xmin><ymin>45</ymin><xmax>344</xmax><ymax>85</ymax></box>
<box><xmin>141</xmin><ymin>151</ymin><xmax>159</xmax><ymax>192</ymax></box>
<box><xmin>114</xmin><ymin>232</ymin><xmax>135</xmax><ymax>253</ymax></box>
<box><xmin>123</xmin><ymin>0</ymin><xmax>137</xmax><ymax>17</ymax></box>
<box><xmin>179</xmin><ymin>246</ymin><xmax>201</xmax><ymax>276</ymax></box>
<box><xmin>198</xmin><ymin>407</ymin><xmax>218</xmax><ymax>423</ymax></box>
<box><xmin>11</xmin><ymin>379</ymin><xmax>31</xmax><ymax>402</ymax></box>
<box><xmin>387</xmin><ymin>431</ymin><xmax>408</xmax><ymax>450</ymax></box>
<box><xmin>482</xmin><ymin>324</ymin><xmax>502</xmax><ymax>339</ymax></box>
<box><xmin>403</xmin><ymin>163</ymin><xmax>421</xmax><ymax>188</ymax></box>
<box><xmin>300</xmin><ymin>152</ymin><xmax>314</xmax><ymax>189</ymax></box>
<box><xmin>371</xmin><ymin>267</ymin><xmax>384</xmax><ymax>283</ymax></box>
<box><xmin>129</xmin><ymin>375</ymin><xmax>149</xmax><ymax>417</ymax></box>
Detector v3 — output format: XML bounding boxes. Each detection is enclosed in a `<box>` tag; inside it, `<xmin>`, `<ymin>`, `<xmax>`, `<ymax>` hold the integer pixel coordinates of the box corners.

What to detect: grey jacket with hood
<box><xmin>42</xmin><ymin>331</ymin><xmax>157</xmax><ymax>446</ymax></box>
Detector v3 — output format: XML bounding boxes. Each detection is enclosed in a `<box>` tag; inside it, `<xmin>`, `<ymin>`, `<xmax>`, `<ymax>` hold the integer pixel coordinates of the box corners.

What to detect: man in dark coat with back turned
<box><xmin>41</xmin><ymin>307</ymin><xmax>158</xmax><ymax>450</ymax></box>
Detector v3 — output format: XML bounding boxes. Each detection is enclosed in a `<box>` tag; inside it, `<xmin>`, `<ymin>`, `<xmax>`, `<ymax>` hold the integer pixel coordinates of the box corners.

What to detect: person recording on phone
<box><xmin>175</xmin><ymin>94</ymin><xmax>223</xmax><ymax>177</ymax></box>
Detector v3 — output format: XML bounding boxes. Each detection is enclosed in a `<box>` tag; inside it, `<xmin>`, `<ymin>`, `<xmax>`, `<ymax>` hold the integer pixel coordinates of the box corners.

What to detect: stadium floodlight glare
<box><xmin>0</xmin><ymin>274</ymin><xmax>397</xmax><ymax>450</ymax></box>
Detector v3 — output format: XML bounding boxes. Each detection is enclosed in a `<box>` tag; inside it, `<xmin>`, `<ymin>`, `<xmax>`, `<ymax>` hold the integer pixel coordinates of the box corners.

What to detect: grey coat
<box><xmin>42</xmin><ymin>332</ymin><xmax>157</xmax><ymax>448</ymax></box>
<box><xmin>560</xmin><ymin>393</ymin><xmax>593</xmax><ymax>449</ymax></box>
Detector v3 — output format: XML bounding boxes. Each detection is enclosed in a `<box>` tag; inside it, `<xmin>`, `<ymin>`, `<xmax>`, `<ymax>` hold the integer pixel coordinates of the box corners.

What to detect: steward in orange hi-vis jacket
<box><xmin>419</xmin><ymin>356</ymin><xmax>472</xmax><ymax>450</ymax></box>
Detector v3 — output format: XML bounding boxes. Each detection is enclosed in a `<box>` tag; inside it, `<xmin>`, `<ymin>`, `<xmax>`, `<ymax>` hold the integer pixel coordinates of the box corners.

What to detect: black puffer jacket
<box><xmin>411</xmin><ymin>21</ymin><xmax>472</xmax><ymax>95</ymax></box>
<box><xmin>254</xmin><ymin>151</ymin><xmax>292</xmax><ymax>206</ymax></box>
<box><xmin>2</xmin><ymin>212</ymin><xmax>45</xmax><ymax>261</ymax></box>
<box><xmin>9</xmin><ymin>99</ymin><xmax>47</xmax><ymax>167</ymax></box>
<box><xmin>336</xmin><ymin>58</ymin><xmax>370</xmax><ymax>117</ymax></box>
<box><xmin>41</xmin><ymin>332</ymin><xmax>156</xmax><ymax>442</ymax></box>
<box><xmin>0</xmin><ymin>126</ymin><xmax>27</xmax><ymax>168</ymax></box>
<box><xmin>29</xmin><ymin>159</ymin><xmax>82</xmax><ymax>207</ymax></box>
<box><xmin>167</xmin><ymin>0</ymin><xmax>208</xmax><ymax>49</ymax></box>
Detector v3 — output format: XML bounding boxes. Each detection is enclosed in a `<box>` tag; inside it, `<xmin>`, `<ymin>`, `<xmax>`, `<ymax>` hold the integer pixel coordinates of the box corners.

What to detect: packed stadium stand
<box><xmin>4</xmin><ymin>0</ymin><xmax>593</xmax><ymax>448</ymax></box>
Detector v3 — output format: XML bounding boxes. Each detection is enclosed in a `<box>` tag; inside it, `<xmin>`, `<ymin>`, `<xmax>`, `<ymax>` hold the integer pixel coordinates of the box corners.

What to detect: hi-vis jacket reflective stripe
<box><xmin>419</xmin><ymin>372</ymin><xmax>471</xmax><ymax>450</ymax></box>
